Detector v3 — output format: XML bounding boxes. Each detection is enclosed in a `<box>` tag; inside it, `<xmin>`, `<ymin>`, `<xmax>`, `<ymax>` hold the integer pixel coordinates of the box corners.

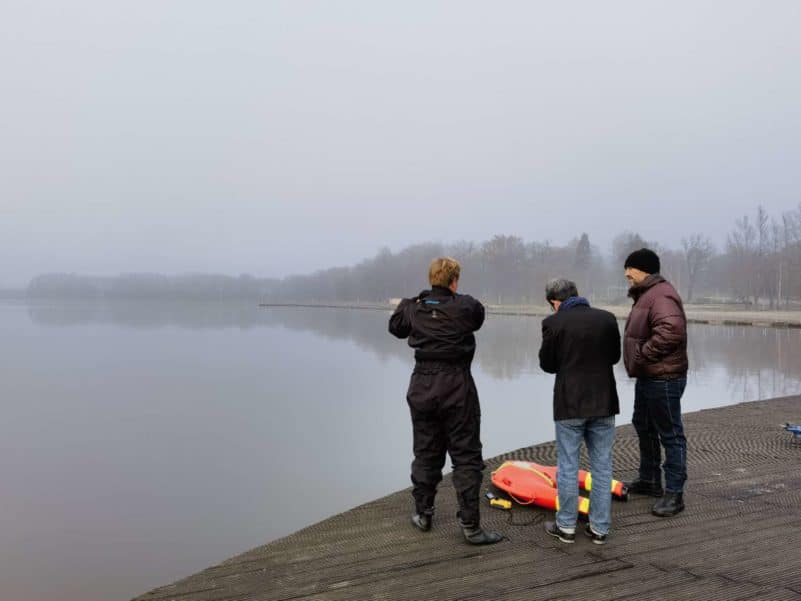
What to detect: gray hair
<box><xmin>545</xmin><ymin>278</ymin><xmax>579</xmax><ymax>302</ymax></box>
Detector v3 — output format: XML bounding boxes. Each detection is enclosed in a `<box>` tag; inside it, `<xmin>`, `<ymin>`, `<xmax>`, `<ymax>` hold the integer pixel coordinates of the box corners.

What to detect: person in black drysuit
<box><xmin>388</xmin><ymin>257</ymin><xmax>502</xmax><ymax>545</ymax></box>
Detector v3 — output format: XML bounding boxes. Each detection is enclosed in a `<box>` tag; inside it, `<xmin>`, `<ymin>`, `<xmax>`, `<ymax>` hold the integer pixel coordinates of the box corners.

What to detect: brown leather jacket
<box><xmin>623</xmin><ymin>274</ymin><xmax>688</xmax><ymax>378</ymax></box>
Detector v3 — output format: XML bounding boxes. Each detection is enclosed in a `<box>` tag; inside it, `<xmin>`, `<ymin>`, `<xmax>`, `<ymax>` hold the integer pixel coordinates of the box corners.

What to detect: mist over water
<box><xmin>2</xmin><ymin>3</ymin><xmax>800</xmax><ymax>600</ymax></box>
<box><xmin>2</xmin><ymin>300</ymin><xmax>799</xmax><ymax>600</ymax></box>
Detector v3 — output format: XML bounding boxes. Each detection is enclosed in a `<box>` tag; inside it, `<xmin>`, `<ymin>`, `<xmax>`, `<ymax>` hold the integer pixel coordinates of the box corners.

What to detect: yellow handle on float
<box><xmin>490</xmin><ymin>498</ymin><xmax>512</xmax><ymax>510</ymax></box>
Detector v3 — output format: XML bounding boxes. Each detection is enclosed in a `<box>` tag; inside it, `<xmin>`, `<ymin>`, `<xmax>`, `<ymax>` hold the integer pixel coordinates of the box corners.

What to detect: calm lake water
<box><xmin>1</xmin><ymin>300</ymin><xmax>799</xmax><ymax>601</ymax></box>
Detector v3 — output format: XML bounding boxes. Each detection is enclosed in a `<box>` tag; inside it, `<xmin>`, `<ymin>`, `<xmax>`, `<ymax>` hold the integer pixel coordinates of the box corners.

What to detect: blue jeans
<box><xmin>632</xmin><ymin>377</ymin><xmax>687</xmax><ymax>493</ymax></box>
<box><xmin>555</xmin><ymin>416</ymin><xmax>615</xmax><ymax>535</ymax></box>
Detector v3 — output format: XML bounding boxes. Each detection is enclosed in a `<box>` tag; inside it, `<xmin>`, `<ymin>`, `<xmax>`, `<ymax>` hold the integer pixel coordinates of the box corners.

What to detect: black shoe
<box><xmin>652</xmin><ymin>492</ymin><xmax>684</xmax><ymax>517</ymax></box>
<box><xmin>544</xmin><ymin>521</ymin><xmax>575</xmax><ymax>544</ymax></box>
<box><xmin>625</xmin><ymin>478</ymin><xmax>664</xmax><ymax>497</ymax></box>
<box><xmin>584</xmin><ymin>524</ymin><xmax>608</xmax><ymax>545</ymax></box>
<box><xmin>411</xmin><ymin>513</ymin><xmax>432</xmax><ymax>532</ymax></box>
<box><xmin>460</xmin><ymin>521</ymin><xmax>503</xmax><ymax>545</ymax></box>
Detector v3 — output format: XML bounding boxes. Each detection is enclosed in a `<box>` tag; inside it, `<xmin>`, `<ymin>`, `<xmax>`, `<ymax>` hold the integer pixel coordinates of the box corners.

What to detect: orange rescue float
<box><xmin>490</xmin><ymin>461</ymin><xmax>628</xmax><ymax>514</ymax></box>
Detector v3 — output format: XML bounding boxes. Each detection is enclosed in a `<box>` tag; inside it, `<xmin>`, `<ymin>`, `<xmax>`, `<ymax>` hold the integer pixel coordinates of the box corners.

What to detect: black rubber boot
<box><xmin>460</xmin><ymin>521</ymin><xmax>503</xmax><ymax>545</ymax></box>
<box><xmin>625</xmin><ymin>478</ymin><xmax>664</xmax><ymax>497</ymax></box>
<box><xmin>411</xmin><ymin>513</ymin><xmax>432</xmax><ymax>532</ymax></box>
<box><xmin>652</xmin><ymin>492</ymin><xmax>684</xmax><ymax>517</ymax></box>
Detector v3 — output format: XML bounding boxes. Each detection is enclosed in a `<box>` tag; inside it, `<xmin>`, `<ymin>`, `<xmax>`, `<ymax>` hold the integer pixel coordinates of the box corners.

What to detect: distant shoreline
<box><xmin>259</xmin><ymin>301</ymin><xmax>801</xmax><ymax>329</ymax></box>
<box><xmin>4</xmin><ymin>296</ymin><xmax>799</xmax><ymax>328</ymax></box>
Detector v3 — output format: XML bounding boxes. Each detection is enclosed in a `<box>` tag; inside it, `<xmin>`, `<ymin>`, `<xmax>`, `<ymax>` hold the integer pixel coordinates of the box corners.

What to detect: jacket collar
<box><xmin>420</xmin><ymin>285</ymin><xmax>455</xmax><ymax>299</ymax></box>
<box><xmin>559</xmin><ymin>296</ymin><xmax>590</xmax><ymax>311</ymax></box>
<box><xmin>628</xmin><ymin>273</ymin><xmax>665</xmax><ymax>302</ymax></box>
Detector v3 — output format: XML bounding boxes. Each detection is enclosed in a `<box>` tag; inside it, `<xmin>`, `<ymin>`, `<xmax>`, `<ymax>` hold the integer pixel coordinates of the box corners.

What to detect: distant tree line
<box><xmin>27</xmin><ymin>273</ymin><xmax>280</xmax><ymax>301</ymax></box>
<box><xmin>26</xmin><ymin>205</ymin><xmax>801</xmax><ymax>307</ymax></box>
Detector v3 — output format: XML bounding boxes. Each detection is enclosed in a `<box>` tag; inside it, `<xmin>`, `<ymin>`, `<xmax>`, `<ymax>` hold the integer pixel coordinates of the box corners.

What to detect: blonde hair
<box><xmin>428</xmin><ymin>257</ymin><xmax>461</xmax><ymax>288</ymax></box>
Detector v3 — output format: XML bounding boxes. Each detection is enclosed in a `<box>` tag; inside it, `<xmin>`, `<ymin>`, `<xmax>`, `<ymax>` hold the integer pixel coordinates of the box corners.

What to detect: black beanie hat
<box><xmin>624</xmin><ymin>248</ymin><xmax>660</xmax><ymax>274</ymax></box>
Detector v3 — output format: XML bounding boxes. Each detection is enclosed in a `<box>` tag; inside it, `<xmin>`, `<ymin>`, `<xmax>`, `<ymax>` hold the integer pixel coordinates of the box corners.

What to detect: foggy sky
<box><xmin>2</xmin><ymin>1</ymin><xmax>800</xmax><ymax>287</ymax></box>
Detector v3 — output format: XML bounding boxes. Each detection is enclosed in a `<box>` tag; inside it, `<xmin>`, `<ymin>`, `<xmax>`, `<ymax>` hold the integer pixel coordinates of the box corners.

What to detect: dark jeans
<box><xmin>407</xmin><ymin>364</ymin><xmax>484</xmax><ymax>526</ymax></box>
<box><xmin>632</xmin><ymin>377</ymin><xmax>687</xmax><ymax>493</ymax></box>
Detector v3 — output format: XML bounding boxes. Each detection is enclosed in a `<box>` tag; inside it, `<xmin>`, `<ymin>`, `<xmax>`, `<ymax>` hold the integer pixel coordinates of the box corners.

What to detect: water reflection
<box><xmin>6</xmin><ymin>301</ymin><xmax>800</xmax><ymax>601</ymax></box>
<box><xmin>690</xmin><ymin>325</ymin><xmax>801</xmax><ymax>405</ymax></box>
<box><xmin>27</xmin><ymin>301</ymin><xmax>801</xmax><ymax>393</ymax></box>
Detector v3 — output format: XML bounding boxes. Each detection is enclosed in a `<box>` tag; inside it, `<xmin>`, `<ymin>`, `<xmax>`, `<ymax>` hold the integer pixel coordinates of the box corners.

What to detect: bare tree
<box><xmin>755</xmin><ymin>205</ymin><xmax>775</xmax><ymax>305</ymax></box>
<box><xmin>727</xmin><ymin>215</ymin><xmax>757</xmax><ymax>303</ymax></box>
<box><xmin>480</xmin><ymin>235</ymin><xmax>527</xmax><ymax>304</ymax></box>
<box><xmin>612</xmin><ymin>231</ymin><xmax>650</xmax><ymax>267</ymax></box>
<box><xmin>781</xmin><ymin>204</ymin><xmax>801</xmax><ymax>303</ymax></box>
<box><xmin>681</xmin><ymin>234</ymin><xmax>714</xmax><ymax>302</ymax></box>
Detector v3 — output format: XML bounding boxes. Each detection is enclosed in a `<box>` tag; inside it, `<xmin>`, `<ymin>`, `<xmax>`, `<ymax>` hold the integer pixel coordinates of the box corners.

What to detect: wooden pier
<box><xmin>134</xmin><ymin>395</ymin><xmax>801</xmax><ymax>600</ymax></box>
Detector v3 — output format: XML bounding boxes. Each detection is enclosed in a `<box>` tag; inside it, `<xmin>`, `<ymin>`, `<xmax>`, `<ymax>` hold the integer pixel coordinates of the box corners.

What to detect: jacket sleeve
<box><xmin>640</xmin><ymin>296</ymin><xmax>685</xmax><ymax>362</ymax></box>
<box><xmin>388</xmin><ymin>297</ymin><xmax>415</xmax><ymax>339</ymax></box>
<box><xmin>467</xmin><ymin>296</ymin><xmax>485</xmax><ymax>332</ymax></box>
<box><xmin>457</xmin><ymin>294</ymin><xmax>484</xmax><ymax>332</ymax></box>
<box><xmin>607</xmin><ymin>314</ymin><xmax>622</xmax><ymax>365</ymax></box>
<box><xmin>539</xmin><ymin>320</ymin><xmax>559</xmax><ymax>373</ymax></box>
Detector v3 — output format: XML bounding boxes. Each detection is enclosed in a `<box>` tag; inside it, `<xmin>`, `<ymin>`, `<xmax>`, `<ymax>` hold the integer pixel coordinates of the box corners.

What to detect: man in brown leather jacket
<box><xmin>622</xmin><ymin>248</ymin><xmax>688</xmax><ymax>517</ymax></box>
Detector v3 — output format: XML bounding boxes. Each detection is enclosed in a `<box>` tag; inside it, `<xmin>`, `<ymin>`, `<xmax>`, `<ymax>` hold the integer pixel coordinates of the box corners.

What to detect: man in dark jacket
<box><xmin>623</xmin><ymin>248</ymin><xmax>688</xmax><ymax>517</ymax></box>
<box><xmin>539</xmin><ymin>278</ymin><xmax>621</xmax><ymax>545</ymax></box>
<box><xmin>388</xmin><ymin>257</ymin><xmax>502</xmax><ymax>545</ymax></box>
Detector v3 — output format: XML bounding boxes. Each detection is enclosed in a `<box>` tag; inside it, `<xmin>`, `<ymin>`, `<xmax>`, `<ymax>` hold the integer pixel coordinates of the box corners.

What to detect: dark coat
<box><xmin>623</xmin><ymin>274</ymin><xmax>688</xmax><ymax>379</ymax></box>
<box><xmin>539</xmin><ymin>305</ymin><xmax>621</xmax><ymax>420</ymax></box>
<box><xmin>388</xmin><ymin>286</ymin><xmax>485</xmax><ymax>363</ymax></box>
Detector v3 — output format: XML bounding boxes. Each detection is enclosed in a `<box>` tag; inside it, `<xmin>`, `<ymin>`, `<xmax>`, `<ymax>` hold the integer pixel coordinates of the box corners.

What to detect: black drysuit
<box><xmin>388</xmin><ymin>285</ymin><xmax>486</xmax><ymax>525</ymax></box>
